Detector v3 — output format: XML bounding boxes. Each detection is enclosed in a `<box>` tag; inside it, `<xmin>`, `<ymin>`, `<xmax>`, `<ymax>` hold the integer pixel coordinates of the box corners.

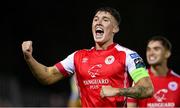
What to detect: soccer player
<box><xmin>21</xmin><ymin>7</ymin><xmax>154</xmax><ymax>107</ymax></box>
<box><xmin>67</xmin><ymin>75</ymin><xmax>81</xmax><ymax>107</ymax></box>
<box><xmin>127</xmin><ymin>36</ymin><xmax>180</xmax><ymax>107</ymax></box>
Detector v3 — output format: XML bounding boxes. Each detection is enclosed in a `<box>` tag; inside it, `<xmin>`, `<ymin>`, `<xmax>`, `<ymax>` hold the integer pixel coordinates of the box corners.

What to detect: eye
<box><xmin>103</xmin><ymin>19</ymin><xmax>109</xmax><ymax>22</ymax></box>
<box><xmin>93</xmin><ymin>18</ymin><xmax>98</xmax><ymax>22</ymax></box>
<box><xmin>103</xmin><ymin>17</ymin><xmax>110</xmax><ymax>22</ymax></box>
<box><xmin>154</xmin><ymin>47</ymin><xmax>161</xmax><ymax>51</ymax></box>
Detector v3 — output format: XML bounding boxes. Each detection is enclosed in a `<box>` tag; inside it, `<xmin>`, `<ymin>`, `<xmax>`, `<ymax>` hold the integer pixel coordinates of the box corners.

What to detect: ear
<box><xmin>113</xmin><ymin>25</ymin><xmax>119</xmax><ymax>34</ymax></box>
<box><xmin>165</xmin><ymin>51</ymin><xmax>171</xmax><ymax>58</ymax></box>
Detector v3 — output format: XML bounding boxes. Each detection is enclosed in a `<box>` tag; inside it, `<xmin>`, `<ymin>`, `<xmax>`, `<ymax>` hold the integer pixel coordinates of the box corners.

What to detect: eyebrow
<box><xmin>147</xmin><ymin>46</ymin><xmax>162</xmax><ymax>49</ymax></box>
<box><xmin>94</xmin><ymin>15</ymin><xmax>111</xmax><ymax>20</ymax></box>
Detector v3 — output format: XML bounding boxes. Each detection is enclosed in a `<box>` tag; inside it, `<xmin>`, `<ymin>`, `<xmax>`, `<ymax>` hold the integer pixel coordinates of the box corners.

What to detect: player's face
<box><xmin>146</xmin><ymin>41</ymin><xmax>169</xmax><ymax>65</ymax></box>
<box><xmin>92</xmin><ymin>11</ymin><xmax>119</xmax><ymax>44</ymax></box>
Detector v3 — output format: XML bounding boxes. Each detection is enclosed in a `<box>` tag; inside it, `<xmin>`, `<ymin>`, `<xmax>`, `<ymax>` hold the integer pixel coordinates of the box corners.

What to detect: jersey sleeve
<box><xmin>126</xmin><ymin>51</ymin><xmax>149</xmax><ymax>83</ymax></box>
<box><xmin>55</xmin><ymin>52</ymin><xmax>76</xmax><ymax>77</ymax></box>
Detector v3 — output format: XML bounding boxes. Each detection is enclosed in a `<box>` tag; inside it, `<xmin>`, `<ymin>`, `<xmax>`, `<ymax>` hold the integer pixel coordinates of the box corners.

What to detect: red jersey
<box><xmin>128</xmin><ymin>68</ymin><xmax>180</xmax><ymax>108</ymax></box>
<box><xmin>55</xmin><ymin>43</ymin><xmax>147</xmax><ymax>107</ymax></box>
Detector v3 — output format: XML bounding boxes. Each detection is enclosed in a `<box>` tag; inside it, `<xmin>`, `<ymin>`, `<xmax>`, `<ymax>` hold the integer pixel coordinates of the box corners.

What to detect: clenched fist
<box><xmin>100</xmin><ymin>86</ymin><xmax>119</xmax><ymax>98</ymax></box>
<box><xmin>22</xmin><ymin>41</ymin><xmax>33</xmax><ymax>60</ymax></box>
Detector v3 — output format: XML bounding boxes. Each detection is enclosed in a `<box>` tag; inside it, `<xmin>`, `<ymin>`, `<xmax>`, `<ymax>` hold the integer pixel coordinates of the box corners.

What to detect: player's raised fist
<box><xmin>22</xmin><ymin>41</ymin><xmax>33</xmax><ymax>59</ymax></box>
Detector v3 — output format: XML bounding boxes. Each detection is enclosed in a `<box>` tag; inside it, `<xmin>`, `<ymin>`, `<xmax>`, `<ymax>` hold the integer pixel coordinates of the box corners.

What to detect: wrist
<box><xmin>24</xmin><ymin>54</ymin><xmax>33</xmax><ymax>62</ymax></box>
<box><xmin>116</xmin><ymin>88</ymin><xmax>122</xmax><ymax>96</ymax></box>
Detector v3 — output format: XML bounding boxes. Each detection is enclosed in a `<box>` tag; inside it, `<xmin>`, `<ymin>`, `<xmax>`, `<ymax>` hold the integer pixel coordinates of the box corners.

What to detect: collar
<box><xmin>93</xmin><ymin>43</ymin><xmax>117</xmax><ymax>51</ymax></box>
<box><xmin>148</xmin><ymin>67</ymin><xmax>172</xmax><ymax>77</ymax></box>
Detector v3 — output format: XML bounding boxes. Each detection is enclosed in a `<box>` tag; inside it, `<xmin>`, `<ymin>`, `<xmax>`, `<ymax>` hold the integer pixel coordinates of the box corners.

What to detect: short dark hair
<box><xmin>147</xmin><ymin>35</ymin><xmax>172</xmax><ymax>51</ymax></box>
<box><xmin>94</xmin><ymin>7</ymin><xmax>121</xmax><ymax>25</ymax></box>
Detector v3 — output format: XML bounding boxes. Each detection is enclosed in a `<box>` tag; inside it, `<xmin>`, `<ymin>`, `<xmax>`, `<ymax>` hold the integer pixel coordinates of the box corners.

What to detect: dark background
<box><xmin>1</xmin><ymin>0</ymin><xmax>179</xmax><ymax>107</ymax></box>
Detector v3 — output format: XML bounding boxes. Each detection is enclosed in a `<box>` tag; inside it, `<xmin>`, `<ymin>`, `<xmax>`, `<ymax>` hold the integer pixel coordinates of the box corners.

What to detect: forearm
<box><xmin>22</xmin><ymin>41</ymin><xmax>63</xmax><ymax>84</ymax></box>
<box><xmin>118</xmin><ymin>85</ymin><xmax>152</xmax><ymax>99</ymax></box>
<box><xmin>118</xmin><ymin>77</ymin><xmax>154</xmax><ymax>99</ymax></box>
<box><xmin>25</xmin><ymin>56</ymin><xmax>52</xmax><ymax>84</ymax></box>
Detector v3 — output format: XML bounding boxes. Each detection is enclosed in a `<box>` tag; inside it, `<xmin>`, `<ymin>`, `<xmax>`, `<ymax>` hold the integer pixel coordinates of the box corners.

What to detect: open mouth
<box><xmin>95</xmin><ymin>27</ymin><xmax>104</xmax><ymax>38</ymax></box>
<box><xmin>148</xmin><ymin>56</ymin><xmax>158</xmax><ymax>63</ymax></box>
<box><xmin>149</xmin><ymin>56</ymin><xmax>156</xmax><ymax>61</ymax></box>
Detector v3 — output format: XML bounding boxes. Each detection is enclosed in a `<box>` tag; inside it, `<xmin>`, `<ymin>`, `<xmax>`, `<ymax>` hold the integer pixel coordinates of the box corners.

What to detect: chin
<box><xmin>148</xmin><ymin>62</ymin><xmax>161</xmax><ymax>66</ymax></box>
<box><xmin>94</xmin><ymin>39</ymin><xmax>104</xmax><ymax>43</ymax></box>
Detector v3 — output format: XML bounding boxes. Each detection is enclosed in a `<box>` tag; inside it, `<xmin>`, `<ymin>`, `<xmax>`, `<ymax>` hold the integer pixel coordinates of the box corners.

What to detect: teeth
<box><xmin>96</xmin><ymin>27</ymin><xmax>103</xmax><ymax>31</ymax></box>
<box><xmin>95</xmin><ymin>26</ymin><xmax>104</xmax><ymax>39</ymax></box>
<box><xmin>149</xmin><ymin>56</ymin><xmax>156</xmax><ymax>61</ymax></box>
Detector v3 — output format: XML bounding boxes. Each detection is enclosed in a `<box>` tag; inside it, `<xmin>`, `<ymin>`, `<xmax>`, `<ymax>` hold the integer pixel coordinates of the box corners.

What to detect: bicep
<box><xmin>46</xmin><ymin>66</ymin><xmax>64</xmax><ymax>85</ymax></box>
<box><xmin>134</xmin><ymin>76</ymin><xmax>154</xmax><ymax>98</ymax></box>
<box><xmin>135</xmin><ymin>77</ymin><xmax>152</xmax><ymax>87</ymax></box>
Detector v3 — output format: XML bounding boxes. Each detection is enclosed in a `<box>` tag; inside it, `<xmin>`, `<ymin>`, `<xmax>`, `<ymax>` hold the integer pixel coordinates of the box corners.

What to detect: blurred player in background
<box><xmin>67</xmin><ymin>74</ymin><xmax>81</xmax><ymax>107</ymax></box>
<box><xmin>127</xmin><ymin>35</ymin><xmax>180</xmax><ymax>108</ymax></box>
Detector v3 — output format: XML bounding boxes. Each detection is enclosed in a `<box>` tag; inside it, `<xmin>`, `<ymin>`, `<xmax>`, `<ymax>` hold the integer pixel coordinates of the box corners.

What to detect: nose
<box><xmin>97</xmin><ymin>19</ymin><xmax>103</xmax><ymax>25</ymax></box>
<box><xmin>147</xmin><ymin>49</ymin><xmax>154</xmax><ymax>56</ymax></box>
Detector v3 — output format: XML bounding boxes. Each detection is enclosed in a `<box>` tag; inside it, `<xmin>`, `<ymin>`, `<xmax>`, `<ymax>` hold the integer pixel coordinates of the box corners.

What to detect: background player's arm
<box><xmin>67</xmin><ymin>75</ymin><xmax>81</xmax><ymax>107</ymax></box>
<box><xmin>22</xmin><ymin>41</ymin><xmax>64</xmax><ymax>85</ymax></box>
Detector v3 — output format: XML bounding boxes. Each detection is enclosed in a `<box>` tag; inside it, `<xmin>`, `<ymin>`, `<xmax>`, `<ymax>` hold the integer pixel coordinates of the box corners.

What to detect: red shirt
<box><xmin>55</xmin><ymin>43</ymin><xmax>146</xmax><ymax>107</ymax></box>
<box><xmin>128</xmin><ymin>68</ymin><xmax>180</xmax><ymax>108</ymax></box>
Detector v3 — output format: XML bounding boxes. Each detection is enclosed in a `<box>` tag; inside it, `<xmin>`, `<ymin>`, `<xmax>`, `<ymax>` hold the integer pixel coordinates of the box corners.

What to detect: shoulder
<box><xmin>168</xmin><ymin>70</ymin><xmax>180</xmax><ymax>88</ymax></box>
<box><xmin>115</xmin><ymin>44</ymin><xmax>141</xmax><ymax>59</ymax></box>
<box><xmin>115</xmin><ymin>44</ymin><xmax>138</xmax><ymax>54</ymax></box>
<box><xmin>167</xmin><ymin>70</ymin><xmax>180</xmax><ymax>83</ymax></box>
<box><xmin>170</xmin><ymin>70</ymin><xmax>180</xmax><ymax>79</ymax></box>
<box><xmin>74</xmin><ymin>47</ymin><xmax>93</xmax><ymax>56</ymax></box>
<box><xmin>76</xmin><ymin>47</ymin><xmax>93</xmax><ymax>53</ymax></box>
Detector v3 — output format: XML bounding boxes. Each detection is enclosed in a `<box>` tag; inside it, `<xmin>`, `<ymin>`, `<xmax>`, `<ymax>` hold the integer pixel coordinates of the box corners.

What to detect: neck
<box><xmin>150</xmin><ymin>63</ymin><xmax>169</xmax><ymax>76</ymax></box>
<box><xmin>95</xmin><ymin>41</ymin><xmax>114</xmax><ymax>50</ymax></box>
